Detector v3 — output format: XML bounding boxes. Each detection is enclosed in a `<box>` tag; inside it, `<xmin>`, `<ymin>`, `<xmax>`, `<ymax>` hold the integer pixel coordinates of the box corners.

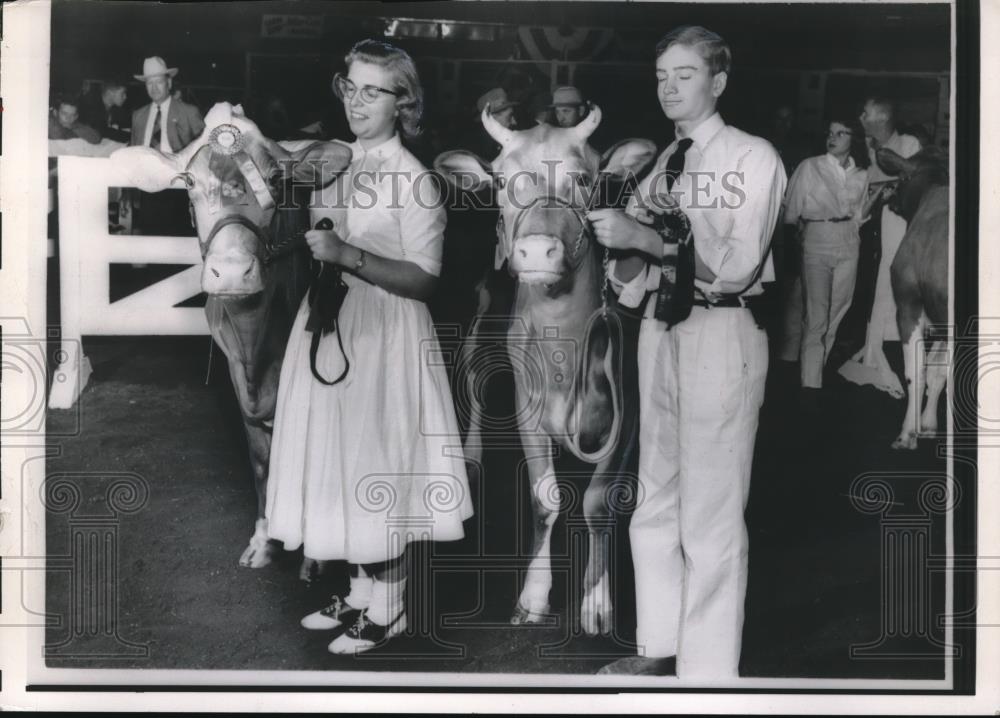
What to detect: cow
<box><xmin>435</xmin><ymin>106</ymin><xmax>656</xmax><ymax>634</ymax></box>
<box><xmin>111</xmin><ymin>103</ymin><xmax>352</xmax><ymax>566</ymax></box>
<box><xmin>876</xmin><ymin>146</ymin><xmax>949</xmax><ymax>449</ymax></box>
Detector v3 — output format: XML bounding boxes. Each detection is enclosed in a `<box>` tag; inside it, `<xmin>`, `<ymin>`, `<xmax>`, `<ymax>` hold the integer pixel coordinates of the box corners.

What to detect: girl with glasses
<box><xmin>265</xmin><ymin>39</ymin><xmax>472</xmax><ymax>654</ymax></box>
<box><xmin>780</xmin><ymin>115</ymin><xmax>883</xmax><ymax>403</ymax></box>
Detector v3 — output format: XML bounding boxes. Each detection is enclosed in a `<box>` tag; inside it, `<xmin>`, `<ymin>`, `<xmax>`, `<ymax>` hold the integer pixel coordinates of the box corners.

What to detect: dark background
<box><xmin>50</xmin><ymin>1</ymin><xmax>952</xmax><ymax>156</ymax></box>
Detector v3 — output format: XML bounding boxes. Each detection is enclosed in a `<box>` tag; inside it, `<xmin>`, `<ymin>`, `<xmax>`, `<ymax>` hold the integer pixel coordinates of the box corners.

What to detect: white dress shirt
<box><xmin>611</xmin><ymin>112</ymin><xmax>787</xmax><ymax>307</ymax></box>
<box><xmin>142</xmin><ymin>95</ymin><xmax>172</xmax><ymax>153</ymax></box>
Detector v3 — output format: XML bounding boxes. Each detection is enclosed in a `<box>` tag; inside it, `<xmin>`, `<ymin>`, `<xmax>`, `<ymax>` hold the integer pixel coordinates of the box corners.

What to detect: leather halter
<box><xmin>201</xmin><ymin>213</ymin><xmax>271</xmax><ymax>259</ymax></box>
<box><xmin>496</xmin><ymin>191</ymin><xmax>595</xmax><ymax>270</ymax></box>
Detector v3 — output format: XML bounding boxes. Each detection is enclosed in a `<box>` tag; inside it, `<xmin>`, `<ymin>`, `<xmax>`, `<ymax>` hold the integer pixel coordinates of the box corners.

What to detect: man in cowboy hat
<box><xmin>550</xmin><ymin>85</ymin><xmax>587</xmax><ymax>128</ymax></box>
<box><xmin>129</xmin><ymin>56</ymin><xmax>204</xmax><ymax>153</ymax></box>
<box><xmin>129</xmin><ymin>56</ymin><xmax>205</xmax><ymax>237</ymax></box>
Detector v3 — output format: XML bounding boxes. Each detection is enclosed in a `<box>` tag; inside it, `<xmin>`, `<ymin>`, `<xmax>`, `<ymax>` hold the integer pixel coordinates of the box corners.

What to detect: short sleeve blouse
<box><xmin>310</xmin><ymin>134</ymin><xmax>445</xmax><ymax>277</ymax></box>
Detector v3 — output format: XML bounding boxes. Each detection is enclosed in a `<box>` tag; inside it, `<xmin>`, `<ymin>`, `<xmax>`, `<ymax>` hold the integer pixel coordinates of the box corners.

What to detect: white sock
<box><xmin>344</xmin><ymin>574</ymin><xmax>373</xmax><ymax>610</ymax></box>
<box><xmin>365</xmin><ymin>576</ymin><xmax>406</xmax><ymax>626</ymax></box>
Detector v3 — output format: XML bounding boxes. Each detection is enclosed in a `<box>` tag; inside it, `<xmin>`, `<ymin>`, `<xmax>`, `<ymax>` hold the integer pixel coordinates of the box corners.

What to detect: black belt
<box><xmin>802</xmin><ymin>216</ymin><xmax>852</xmax><ymax>223</ymax></box>
<box><xmin>693</xmin><ymin>295</ymin><xmax>756</xmax><ymax>309</ymax></box>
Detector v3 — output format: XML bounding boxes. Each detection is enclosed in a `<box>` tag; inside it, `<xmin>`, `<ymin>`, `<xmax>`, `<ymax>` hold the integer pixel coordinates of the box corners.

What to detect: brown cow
<box><xmin>876</xmin><ymin>146</ymin><xmax>949</xmax><ymax>449</ymax></box>
<box><xmin>435</xmin><ymin>107</ymin><xmax>655</xmax><ymax>634</ymax></box>
<box><xmin>112</xmin><ymin>103</ymin><xmax>352</xmax><ymax>566</ymax></box>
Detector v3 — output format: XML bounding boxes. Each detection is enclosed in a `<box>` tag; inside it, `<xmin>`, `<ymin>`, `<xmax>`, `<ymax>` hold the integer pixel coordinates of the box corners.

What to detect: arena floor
<box><xmin>43</xmin><ymin>328</ymin><xmax>960</xmax><ymax>682</ymax></box>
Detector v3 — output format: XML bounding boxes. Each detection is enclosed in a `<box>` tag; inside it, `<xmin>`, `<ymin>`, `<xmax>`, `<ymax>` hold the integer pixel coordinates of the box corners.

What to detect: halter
<box><xmin>495</xmin><ymin>177</ymin><xmax>611</xmax><ymax>313</ymax></box>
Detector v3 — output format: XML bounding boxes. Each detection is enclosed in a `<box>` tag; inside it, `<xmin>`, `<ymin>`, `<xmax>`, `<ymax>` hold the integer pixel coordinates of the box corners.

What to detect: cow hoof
<box><xmin>510</xmin><ymin>602</ymin><xmax>551</xmax><ymax>625</ymax></box>
<box><xmin>581</xmin><ymin>573</ymin><xmax>613</xmax><ymax>635</ymax></box>
<box><xmin>238</xmin><ymin>538</ymin><xmax>276</xmax><ymax>568</ymax></box>
<box><xmin>580</xmin><ymin>605</ymin><xmax>614</xmax><ymax>636</ymax></box>
<box><xmin>892</xmin><ymin>433</ymin><xmax>919</xmax><ymax>450</ymax></box>
<box><xmin>298</xmin><ymin>557</ymin><xmax>326</xmax><ymax>584</ymax></box>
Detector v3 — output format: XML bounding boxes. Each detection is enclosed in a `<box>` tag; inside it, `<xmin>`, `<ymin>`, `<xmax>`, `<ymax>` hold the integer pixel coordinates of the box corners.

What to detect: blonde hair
<box><xmin>338</xmin><ymin>39</ymin><xmax>424</xmax><ymax>140</ymax></box>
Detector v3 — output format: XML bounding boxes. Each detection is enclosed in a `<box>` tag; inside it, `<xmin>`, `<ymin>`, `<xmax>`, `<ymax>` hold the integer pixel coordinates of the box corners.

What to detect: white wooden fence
<box><xmin>48</xmin><ymin>155</ymin><xmax>208</xmax><ymax>409</ymax></box>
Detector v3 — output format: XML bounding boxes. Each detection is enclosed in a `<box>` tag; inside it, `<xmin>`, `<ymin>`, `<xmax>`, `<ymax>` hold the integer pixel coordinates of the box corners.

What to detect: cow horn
<box><xmin>482</xmin><ymin>104</ymin><xmax>515</xmax><ymax>147</ymax></box>
<box><xmin>573</xmin><ymin>104</ymin><xmax>602</xmax><ymax>142</ymax></box>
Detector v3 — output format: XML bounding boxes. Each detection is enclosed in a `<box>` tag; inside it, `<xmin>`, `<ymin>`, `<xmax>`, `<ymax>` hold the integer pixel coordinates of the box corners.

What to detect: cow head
<box><xmin>875</xmin><ymin>145</ymin><xmax>949</xmax><ymax>223</ymax></box>
<box><xmin>435</xmin><ymin>105</ymin><xmax>656</xmax><ymax>288</ymax></box>
<box><xmin>111</xmin><ymin>103</ymin><xmax>352</xmax><ymax>296</ymax></box>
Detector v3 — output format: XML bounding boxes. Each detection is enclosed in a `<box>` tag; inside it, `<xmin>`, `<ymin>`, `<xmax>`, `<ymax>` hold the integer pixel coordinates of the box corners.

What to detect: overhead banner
<box><xmin>517</xmin><ymin>25</ymin><xmax>615</xmax><ymax>62</ymax></box>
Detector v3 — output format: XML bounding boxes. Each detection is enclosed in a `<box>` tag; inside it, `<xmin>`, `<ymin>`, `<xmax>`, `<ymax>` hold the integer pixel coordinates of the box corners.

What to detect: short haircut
<box><xmin>865</xmin><ymin>96</ymin><xmax>896</xmax><ymax>126</ymax></box>
<box><xmin>103</xmin><ymin>80</ymin><xmax>126</xmax><ymax>92</ymax></box>
<box><xmin>339</xmin><ymin>39</ymin><xmax>424</xmax><ymax>140</ymax></box>
<box><xmin>655</xmin><ymin>25</ymin><xmax>732</xmax><ymax>76</ymax></box>
<box><xmin>52</xmin><ymin>92</ymin><xmax>79</xmax><ymax>111</ymax></box>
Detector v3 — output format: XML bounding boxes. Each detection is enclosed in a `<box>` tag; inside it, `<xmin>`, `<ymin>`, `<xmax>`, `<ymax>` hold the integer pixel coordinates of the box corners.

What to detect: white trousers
<box><xmin>631</xmin><ymin>305</ymin><xmax>768</xmax><ymax>680</ymax></box>
<box><xmin>800</xmin><ymin>238</ymin><xmax>859</xmax><ymax>388</ymax></box>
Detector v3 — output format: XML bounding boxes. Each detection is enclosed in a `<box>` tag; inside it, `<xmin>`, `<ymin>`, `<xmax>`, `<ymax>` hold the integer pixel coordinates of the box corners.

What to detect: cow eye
<box><xmin>495</xmin><ymin>175</ymin><xmax>506</xmax><ymax>190</ymax></box>
<box><xmin>574</xmin><ymin>173</ymin><xmax>591</xmax><ymax>187</ymax></box>
<box><xmin>176</xmin><ymin>173</ymin><xmax>195</xmax><ymax>190</ymax></box>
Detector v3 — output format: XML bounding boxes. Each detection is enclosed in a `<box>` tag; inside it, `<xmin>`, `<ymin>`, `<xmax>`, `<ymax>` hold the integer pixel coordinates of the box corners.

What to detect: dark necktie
<box><xmin>149</xmin><ymin>104</ymin><xmax>162</xmax><ymax>149</ymax></box>
<box><xmin>652</xmin><ymin>137</ymin><xmax>695</xmax><ymax>326</ymax></box>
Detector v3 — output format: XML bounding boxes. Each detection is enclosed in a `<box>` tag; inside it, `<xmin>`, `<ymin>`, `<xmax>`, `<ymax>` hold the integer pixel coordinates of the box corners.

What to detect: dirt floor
<box><xmin>43</xmin><ymin>332</ymin><xmax>962</xmax><ymax>681</ymax></box>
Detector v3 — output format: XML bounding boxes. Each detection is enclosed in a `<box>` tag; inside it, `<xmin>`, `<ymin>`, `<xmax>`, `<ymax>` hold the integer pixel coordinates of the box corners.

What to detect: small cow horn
<box><xmin>482</xmin><ymin>104</ymin><xmax>515</xmax><ymax>147</ymax></box>
<box><xmin>573</xmin><ymin>104</ymin><xmax>602</xmax><ymax>142</ymax></box>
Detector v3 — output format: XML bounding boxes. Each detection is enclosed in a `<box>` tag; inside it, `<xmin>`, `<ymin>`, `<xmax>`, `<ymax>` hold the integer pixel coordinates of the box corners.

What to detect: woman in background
<box><xmin>781</xmin><ymin>115</ymin><xmax>881</xmax><ymax>399</ymax></box>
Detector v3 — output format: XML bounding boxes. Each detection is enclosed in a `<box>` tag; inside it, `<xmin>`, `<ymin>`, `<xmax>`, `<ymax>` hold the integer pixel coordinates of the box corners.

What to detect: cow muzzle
<box><xmin>201</xmin><ymin>227</ymin><xmax>264</xmax><ymax>295</ymax></box>
<box><xmin>510</xmin><ymin>235</ymin><xmax>566</xmax><ymax>285</ymax></box>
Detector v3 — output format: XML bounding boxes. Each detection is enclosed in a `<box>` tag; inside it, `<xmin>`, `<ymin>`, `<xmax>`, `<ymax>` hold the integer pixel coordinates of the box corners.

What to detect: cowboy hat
<box><xmin>476</xmin><ymin>87</ymin><xmax>518</xmax><ymax>115</ymax></box>
<box><xmin>134</xmin><ymin>56</ymin><xmax>178</xmax><ymax>81</ymax></box>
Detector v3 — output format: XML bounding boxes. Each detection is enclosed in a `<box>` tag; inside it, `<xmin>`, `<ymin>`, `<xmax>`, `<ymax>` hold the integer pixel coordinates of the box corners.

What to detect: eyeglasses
<box><xmin>334</xmin><ymin>73</ymin><xmax>399</xmax><ymax>104</ymax></box>
<box><xmin>827</xmin><ymin>130</ymin><xmax>853</xmax><ymax>139</ymax></box>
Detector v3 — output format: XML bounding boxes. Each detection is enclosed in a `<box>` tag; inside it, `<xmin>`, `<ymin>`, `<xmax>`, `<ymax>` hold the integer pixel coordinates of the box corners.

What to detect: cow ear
<box><xmin>110</xmin><ymin>146</ymin><xmax>185</xmax><ymax>192</ymax></box>
<box><xmin>599</xmin><ymin>139</ymin><xmax>657</xmax><ymax>180</ymax></box>
<box><xmin>285</xmin><ymin>140</ymin><xmax>353</xmax><ymax>188</ymax></box>
<box><xmin>434</xmin><ymin>150</ymin><xmax>494</xmax><ymax>192</ymax></box>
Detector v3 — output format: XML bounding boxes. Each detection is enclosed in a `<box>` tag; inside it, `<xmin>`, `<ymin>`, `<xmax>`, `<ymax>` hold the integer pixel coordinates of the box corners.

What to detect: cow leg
<box><xmin>580</xmin><ymin>459</ymin><xmax>615</xmax><ymax>636</ymax></box>
<box><xmin>920</xmin><ymin>340</ymin><xmax>947</xmax><ymax>435</ymax></box>
<box><xmin>511</xmin><ymin>445</ymin><xmax>559</xmax><ymax>625</ymax></box>
<box><xmin>893</xmin><ymin>316</ymin><xmax>926</xmax><ymax>450</ymax></box>
<box><xmin>237</xmin><ymin>419</ymin><xmax>279</xmax><ymax>568</ymax></box>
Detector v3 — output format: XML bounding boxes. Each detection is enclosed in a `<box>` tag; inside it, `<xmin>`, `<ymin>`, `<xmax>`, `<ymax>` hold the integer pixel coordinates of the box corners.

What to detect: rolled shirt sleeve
<box><xmin>607</xmin><ymin>257</ymin><xmax>656</xmax><ymax>309</ymax></box>
<box><xmin>692</xmin><ymin>140</ymin><xmax>787</xmax><ymax>293</ymax></box>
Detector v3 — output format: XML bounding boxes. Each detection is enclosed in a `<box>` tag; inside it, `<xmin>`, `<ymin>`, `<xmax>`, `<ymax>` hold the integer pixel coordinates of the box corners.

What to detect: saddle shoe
<box><xmin>597</xmin><ymin>655</ymin><xmax>676</xmax><ymax>676</ymax></box>
<box><xmin>300</xmin><ymin>595</ymin><xmax>363</xmax><ymax>631</ymax></box>
<box><xmin>327</xmin><ymin>609</ymin><xmax>407</xmax><ymax>655</ymax></box>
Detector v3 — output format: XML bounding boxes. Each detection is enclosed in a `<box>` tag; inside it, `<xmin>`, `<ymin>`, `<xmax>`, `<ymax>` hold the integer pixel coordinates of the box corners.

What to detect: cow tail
<box><xmin>567</xmin><ymin>308</ymin><xmax>623</xmax><ymax>464</ymax></box>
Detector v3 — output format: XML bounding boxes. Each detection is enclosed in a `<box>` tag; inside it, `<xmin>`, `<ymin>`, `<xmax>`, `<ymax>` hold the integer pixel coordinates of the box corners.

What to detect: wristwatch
<box><xmin>354</xmin><ymin>248</ymin><xmax>366</xmax><ymax>272</ymax></box>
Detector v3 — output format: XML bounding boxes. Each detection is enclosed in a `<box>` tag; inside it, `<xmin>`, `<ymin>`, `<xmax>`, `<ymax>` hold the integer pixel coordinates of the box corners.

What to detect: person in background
<box><xmin>265</xmin><ymin>39</ymin><xmax>472</xmax><ymax>656</ymax></box>
<box><xmin>550</xmin><ymin>85</ymin><xmax>588</xmax><ymax>128</ymax></box>
<box><xmin>129</xmin><ymin>56</ymin><xmax>204</xmax><ymax>152</ymax></box>
<box><xmin>128</xmin><ymin>56</ymin><xmax>204</xmax><ymax>237</ymax></box>
<box><xmin>79</xmin><ymin>80</ymin><xmax>130</xmax><ymax>143</ymax></box>
<box><xmin>781</xmin><ymin>115</ymin><xmax>882</xmax><ymax>403</ymax></box>
<box><xmin>48</xmin><ymin>94</ymin><xmax>100</xmax><ymax>144</ymax></box>
<box><xmin>836</xmin><ymin>96</ymin><xmax>922</xmax><ymax>395</ymax></box>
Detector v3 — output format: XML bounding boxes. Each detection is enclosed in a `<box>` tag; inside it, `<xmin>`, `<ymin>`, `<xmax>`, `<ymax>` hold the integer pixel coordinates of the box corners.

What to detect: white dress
<box><xmin>265</xmin><ymin>135</ymin><xmax>472</xmax><ymax>564</ymax></box>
